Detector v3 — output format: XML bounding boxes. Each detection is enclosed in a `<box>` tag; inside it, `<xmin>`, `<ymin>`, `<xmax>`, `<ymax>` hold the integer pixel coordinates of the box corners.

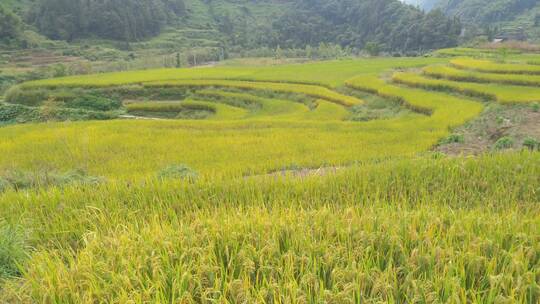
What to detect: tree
<box><xmin>0</xmin><ymin>6</ymin><xmax>22</xmax><ymax>42</ymax></box>
<box><xmin>364</xmin><ymin>42</ymin><xmax>381</xmax><ymax>56</ymax></box>
<box><xmin>270</xmin><ymin>0</ymin><xmax>460</xmax><ymax>53</ymax></box>
<box><xmin>484</xmin><ymin>25</ymin><xmax>498</xmax><ymax>41</ymax></box>
<box><xmin>275</xmin><ymin>45</ymin><xmax>283</xmax><ymax>59</ymax></box>
<box><xmin>29</xmin><ymin>0</ymin><xmax>186</xmax><ymax>42</ymax></box>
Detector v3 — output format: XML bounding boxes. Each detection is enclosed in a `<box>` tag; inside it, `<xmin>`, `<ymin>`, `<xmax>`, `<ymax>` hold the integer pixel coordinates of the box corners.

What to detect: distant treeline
<box><xmin>27</xmin><ymin>0</ymin><xmax>186</xmax><ymax>41</ymax></box>
<box><xmin>270</xmin><ymin>0</ymin><xmax>461</xmax><ymax>51</ymax></box>
<box><xmin>4</xmin><ymin>0</ymin><xmax>462</xmax><ymax>53</ymax></box>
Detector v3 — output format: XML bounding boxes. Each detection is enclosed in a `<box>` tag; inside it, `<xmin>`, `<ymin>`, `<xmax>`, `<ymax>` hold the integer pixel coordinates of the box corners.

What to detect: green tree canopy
<box><xmin>0</xmin><ymin>5</ymin><xmax>23</xmax><ymax>42</ymax></box>
<box><xmin>28</xmin><ymin>0</ymin><xmax>186</xmax><ymax>41</ymax></box>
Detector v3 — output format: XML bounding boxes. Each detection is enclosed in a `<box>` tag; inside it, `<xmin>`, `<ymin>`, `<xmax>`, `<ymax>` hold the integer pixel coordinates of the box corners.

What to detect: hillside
<box><xmin>2</xmin><ymin>0</ymin><xmax>460</xmax><ymax>53</ymax></box>
<box><xmin>407</xmin><ymin>0</ymin><xmax>540</xmax><ymax>41</ymax></box>
<box><xmin>402</xmin><ymin>0</ymin><xmax>439</xmax><ymax>11</ymax></box>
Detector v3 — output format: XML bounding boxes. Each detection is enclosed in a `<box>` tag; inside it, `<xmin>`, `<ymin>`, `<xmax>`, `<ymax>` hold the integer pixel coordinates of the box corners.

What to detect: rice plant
<box><xmin>451</xmin><ymin>58</ymin><xmax>540</xmax><ymax>74</ymax></box>
<box><xmin>423</xmin><ymin>65</ymin><xmax>540</xmax><ymax>87</ymax></box>
<box><xmin>393</xmin><ymin>72</ymin><xmax>540</xmax><ymax>104</ymax></box>
<box><xmin>1</xmin><ymin>49</ymin><xmax>539</xmax><ymax>303</ymax></box>
<box><xmin>0</xmin><ymin>153</ymin><xmax>538</xmax><ymax>303</ymax></box>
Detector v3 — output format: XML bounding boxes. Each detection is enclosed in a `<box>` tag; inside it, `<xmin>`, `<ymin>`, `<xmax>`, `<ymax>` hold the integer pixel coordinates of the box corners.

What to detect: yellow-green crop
<box><xmin>345</xmin><ymin>75</ymin><xmax>484</xmax><ymax>125</ymax></box>
<box><xmin>1</xmin><ymin>49</ymin><xmax>539</xmax><ymax>302</ymax></box>
<box><xmin>0</xmin><ymin>153</ymin><xmax>538</xmax><ymax>303</ymax></box>
<box><xmin>423</xmin><ymin>65</ymin><xmax>540</xmax><ymax>86</ymax></box>
<box><xmin>393</xmin><ymin>72</ymin><xmax>540</xmax><ymax>104</ymax></box>
<box><xmin>451</xmin><ymin>58</ymin><xmax>540</xmax><ymax>74</ymax></box>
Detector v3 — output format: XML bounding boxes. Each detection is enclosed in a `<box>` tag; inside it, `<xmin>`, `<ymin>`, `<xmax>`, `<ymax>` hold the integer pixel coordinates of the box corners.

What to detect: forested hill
<box><xmin>273</xmin><ymin>0</ymin><xmax>460</xmax><ymax>51</ymax></box>
<box><xmin>402</xmin><ymin>0</ymin><xmax>439</xmax><ymax>11</ymax></box>
<box><xmin>405</xmin><ymin>0</ymin><xmax>540</xmax><ymax>41</ymax></box>
<box><xmin>27</xmin><ymin>0</ymin><xmax>187</xmax><ymax>41</ymax></box>
<box><xmin>1</xmin><ymin>0</ymin><xmax>461</xmax><ymax>53</ymax></box>
<box><xmin>434</xmin><ymin>0</ymin><xmax>538</xmax><ymax>24</ymax></box>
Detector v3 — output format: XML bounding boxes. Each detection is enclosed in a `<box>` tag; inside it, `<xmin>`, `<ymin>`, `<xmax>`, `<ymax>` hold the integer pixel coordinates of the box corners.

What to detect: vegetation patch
<box><xmin>144</xmin><ymin>79</ymin><xmax>363</xmax><ymax>107</ymax></box>
<box><xmin>346</xmin><ymin>91</ymin><xmax>413</xmax><ymax>121</ymax></box>
<box><xmin>523</xmin><ymin>137</ymin><xmax>539</xmax><ymax>151</ymax></box>
<box><xmin>0</xmin><ymin>103</ymin><xmax>40</xmax><ymax>125</ymax></box>
<box><xmin>439</xmin><ymin>134</ymin><xmax>465</xmax><ymax>145</ymax></box>
<box><xmin>0</xmin><ymin>169</ymin><xmax>103</xmax><ymax>192</ymax></box>
<box><xmin>64</xmin><ymin>95</ymin><xmax>121</xmax><ymax>111</ymax></box>
<box><xmin>157</xmin><ymin>164</ymin><xmax>198</xmax><ymax>181</ymax></box>
<box><xmin>0</xmin><ymin>220</ymin><xmax>28</xmax><ymax>280</ymax></box>
<box><xmin>126</xmin><ymin>101</ymin><xmax>214</xmax><ymax>119</ymax></box>
<box><xmin>493</xmin><ymin>136</ymin><xmax>514</xmax><ymax>150</ymax></box>
<box><xmin>5</xmin><ymin>86</ymin><xmax>48</xmax><ymax>106</ymax></box>
<box><xmin>435</xmin><ymin>104</ymin><xmax>540</xmax><ymax>155</ymax></box>
<box><xmin>0</xmin><ymin>102</ymin><xmax>118</xmax><ymax>125</ymax></box>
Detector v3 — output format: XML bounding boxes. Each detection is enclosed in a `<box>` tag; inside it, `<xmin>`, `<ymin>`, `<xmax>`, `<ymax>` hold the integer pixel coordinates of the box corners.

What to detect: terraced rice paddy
<box><xmin>423</xmin><ymin>65</ymin><xmax>540</xmax><ymax>86</ymax></box>
<box><xmin>450</xmin><ymin>58</ymin><xmax>540</xmax><ymax>75</ymax></box>
<box><xmin>392</xmin><ymin>72</ymin><xmax>540</xmax><ymax>104</ymax></box>
<box><xmin>0</xmin><ymin>50</ymin><xmax>539</xmax><ymax>302</ymax></box>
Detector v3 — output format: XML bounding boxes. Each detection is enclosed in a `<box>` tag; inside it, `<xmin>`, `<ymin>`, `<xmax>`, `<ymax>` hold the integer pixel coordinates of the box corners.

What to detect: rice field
<box><xmin>392</xmin><ymin>72</ymin><xmax>540</xmax><ymax>104</ymax></box>
<box><xmin>143</xmin><ymin>79</ymin><xmax>363</xmax><ymax>106</ymax></box>
<box><xmin>450</xmin><ymin>58</ymin><xmax>540</xmax><ymax>75</ymax></box>
<box><xmin>423</xmin><ymin>65</ymin><xmax>540</xmax><ymax>87</ymax></box>
<box><xmin>0</xmin><ymin>49</ymin><xmax>539</xmax><ymax>302</ymax></box>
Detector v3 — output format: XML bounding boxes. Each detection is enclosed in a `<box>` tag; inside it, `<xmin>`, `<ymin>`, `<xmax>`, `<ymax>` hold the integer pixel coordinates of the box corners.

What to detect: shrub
<box><xmin>430</xmin><ymin>151</ymin><xmax>446</xmax><ymax>159</ymax></box>
<box><xmin>0</xmin><ymin>103</ymin><xmax>40</xmax><ymax>124</ymax></box>
<box><xmin>66</xmin><ymin>95</ymin><xmax>122</xmax><ymax>111</ymax></box>
<box><xmin>531</xmin><ymin>102</ymin><xmax>539</xmax><ymax>112</ymax></box>
<box><xmin>493</xmin><ymin>136</ymin><xmax>514</xmax><ymax>150</ymax></box>
<box><xmin>0</xmin><ymin>178</ymin><xmax>10</xmax><ymax>193</ymax></box>
<box><xmin>5</xmin><ymin>86</ymin><xmax>48</xmax><ymax>106</ymax></box>
<box><xmin>0</xmin><ymin>169</ymin><xmax>103</xmax><ymax>192</ymax></box>
<box><xmin>126</xmin><ymin>102</ymin><xmax>189</xmax><ymax>113</ymax></box>
<box><xmin>364</xmin><ymin>42</ymin><xmax>380</xmax><ymax>56</ymax></box>
<box><xmin>0</xmin><ymin>220</ymin><xmax>27</xmax><ymax>279</ymax></box>
<box><xmin>52</xmin><ymin>64</ymin><xmax>67</xmax><ymax>78</ymax></box>
<box><xmin>440</xmin><ymin>134</ymin><xmax>464</xmax><ymax>145</ymax></box>
<box><xmin>42</xmin><ymin>105</ymin><xmax>118</xmax><ymax>122</ymax></box>
<box><xmin>0</xmin><ymin>74</ymin><xmax>17</xmax><ymax>95</ymax></box>
<box><xmin>523</xmin><ymin>138</ymin><xmax>539</xmax><ymax>151</ymax></box>
<box><xmin>158</xmin><ymin>165</ymin><xmax>198</xmax><ymax>181</ymax></box>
